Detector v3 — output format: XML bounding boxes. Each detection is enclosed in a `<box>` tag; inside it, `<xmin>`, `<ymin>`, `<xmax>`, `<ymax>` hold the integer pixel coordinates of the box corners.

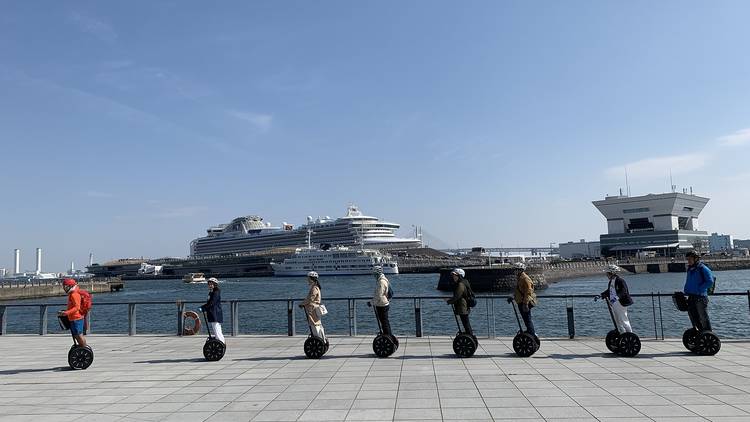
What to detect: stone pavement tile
<box><xmin>205</xmin><ymin>411</ymin><xmax>257</xmax><ymax>422</ymax></box>
<box><xmin>393</xmin><ymin>408</ymin><xmax>444</xmax><ymax>420</ymax></box>
<box><xmin>650</xmin><ymin>418</ymin><xmax>707</xmax><ymax>422</ymax></box>
<box><xmin>297</xmin><ymin>409</ymin><xmax>350</xmax><ymax>421</ymax></box>
<box><xmin>251</xmin><ymin>409</ymin><xmax>305</xmax><ymax>421</ymax></box>
<box><xmin>535</xmin><ymin>406</ymin><xmax>596</xmax><ymax>419</ymax></box>
<box><xmin>222</xmin><ymin>401</ymin><xmax>270</xmax><ymax>412</ymax></box>
<box><xmin>75</xmin><ymin>415</ymin><xmax>129</xmax><ymax>422</ymax></box>
<box><xmin>97</xmin><ymin>402</ymin><xmax>149</xmax><ymax>413</ymax></box>
<box><xmin>482</xmin><ymin>396</ymin><xmax>531</xmax><ymax>407</ymax></box>
<box><xmin>345</xmin><ymin>408</ymin><xmax>395</xmax><ymax>421</ymax></box>
<box><xmin>262</xmin><ymin>400</ymin><xmax>312</xmax><ymax>410</ymax></box>
<box><xmin>356</xmin><ymin>389</ymin><xmax>397</xmax><ymax>399</ymax></box>
<box><xmin>441</xmin><ymin>406</ymin><xmax>492</xmax><ymax>419</ymax></box>
<box><xmin>136</xmin><ymin>401</ymin><xmax>189</xmax><ymax>413</ymax></box>
<box><xmin>397</xmin><ymin>389</ymin><xmax>439</xmax><ymax>399</ymax></box>
<box><xmin>526</xmin><ymin>396</ymin><xmax>579</xmax><ymax>407</ymax></box>
<box><xmin>619</xmin><ymin>395</ymin><xmax>676</xmax><ymax>406</ymax></box>
<box><xmin>478</xmin><ymin>388</ymin><xmax>525</xmax><ymax>398</ymax></box>
<box><xmin>487</xmin><ymin>406</ymin><xmax>542</xmax><ymax>419</ymax></box>
<box><xmin>306</xmin><ymin>399</ymin><xmax>354</xmax><ymax>410</ymax></box>
<box><xmin>124</xmin><ymin>413</ymin><xmax>176</xmax><ymax>421</ymax></box>
<box><xmin>396</xmin><ymin>398</ymin><xmax>440</xmax><ymax>409</ymax></box>
<box><xmin>237</xmin><ymin>392</ymin><xmax>282</xmax><ymax>401</ymax></box>
<box><xmin>351</xmin><ymin>398</ymin><xmax>396</xmax><ymax>409</ymax></box>
<box><xmin>583</xmin><ymin>405</ymin><xmax>646</xmax><ymax>418</ymax></box>
<box><xmin>160</xmin><ymin>412</ymin><xmax>215</xmax><ymax>422</ymax></box>
<box><xmin>634</xmin><ymin>405</ymin><xmax>700</xmax><ymax>417</ymax></box>
<box><xmin>663</xmin><ymin>395</ymin><xmax>724</xmax><ymax>405</ymax></box>
<box><xmin>683</xmin><ymin>404</ymin><xmax>750</xmax><ymax>417</ymax></box>
<box><xmin>440</xmin><ymin>397</ymin><xmax>486</xmax><ymax>408</ymax></box>
<box><xmin>180</xmin><ymin>401</ymin><xmax>230</xmax><ymax>412</ymax></box>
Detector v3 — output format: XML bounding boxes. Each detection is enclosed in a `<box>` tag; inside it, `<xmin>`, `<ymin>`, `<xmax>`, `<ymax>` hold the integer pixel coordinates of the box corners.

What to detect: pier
<box><xmin>0</xmin><ymin>278</ymin><xmax>123</xmax><ymax>301</ymax></box>
<box><xmin>2</xmin><ymin>335</ymin><xmax>750</xmax><ymax>421</ymax></box>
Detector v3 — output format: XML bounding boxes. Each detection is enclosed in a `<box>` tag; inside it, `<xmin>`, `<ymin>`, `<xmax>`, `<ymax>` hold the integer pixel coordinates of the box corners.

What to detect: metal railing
<box><xmin>2</xmin><ymin>291</ymin><xmax>750</xmax><ymax>338</ymax></box>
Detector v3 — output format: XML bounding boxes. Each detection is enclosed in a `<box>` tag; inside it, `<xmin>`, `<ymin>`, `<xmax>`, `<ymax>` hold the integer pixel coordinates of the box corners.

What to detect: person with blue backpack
<box><xmin>684</xmin><ymin>251</ymin><xmax>714</xmax><ymax>332</ymax></box>
<box><xmin>372</xmin><ymin>266</ymin><xmax>393</xmax><ymax>337</ymax></box>
<box><xmin>447</xmin><ymin>268</ymin><xmax>475</xmax><ymax>336</ymax></box>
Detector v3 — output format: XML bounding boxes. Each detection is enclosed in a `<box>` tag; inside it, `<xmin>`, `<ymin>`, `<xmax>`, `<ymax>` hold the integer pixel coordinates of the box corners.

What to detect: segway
<box><xmin>672</xmin><ymin>292</ymin><xmax>720</xmax><ymax>355</ymax></box>
<box><xmin>60</xmin><ymin>315</ymin><xmax>94</xmax><ymax>370</ymax></box>
<box><xmin>303</xmin><ymin>307</ymin><xmax>329</xmax><ymax>359</ymax></box>
<box><xmin>450</xmin><ymin>304</ymin><xmax>478</xmax><ymax>358</ymax></box>
<box><xmin>368</xmin><ymin>302</ymin><xmax>398</xmax><ymax>357</ymax></box>
<box><xmin>200</xmin><ymin>310</ymin><xmax>226</xmax><ymax>361</ymax></box>
<box><xmin>596</xmin><ymin>296</ymin><xmax>641</xmax><ymax>357</ymax></box>
<box><xmin>507</xmin><ymin>298</ymin><xmax>539</xmax><ymax>357</ymax></box>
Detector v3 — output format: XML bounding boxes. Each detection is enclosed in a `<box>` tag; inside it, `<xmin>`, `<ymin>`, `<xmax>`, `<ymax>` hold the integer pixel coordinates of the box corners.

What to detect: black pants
<box><xmin>375</xmin><ymin>305</ymin><xmax>392</xmax><ymax>336</ymax></box>
<box><xmin>459</xmin><ymin>314</ymin><xmax>473</xmax><ymax>335</ymax></box>
<box><xmin>687</xmin><ymin>295</ymin><xmax>712</xmax><ymax>331</ymax></box>
<box><xmin>520</xmin><ymin>304</ymin><xmax>535</xmax><ymax>335</ymax></box>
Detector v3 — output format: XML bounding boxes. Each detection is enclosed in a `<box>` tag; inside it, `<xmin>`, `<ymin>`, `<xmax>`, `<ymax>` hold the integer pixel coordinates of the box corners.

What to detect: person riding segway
<box><xmin>509</xmin><ymin>263</ymin><xmax>539</xmax><ymax>357</ymax></box>
<box><xmin>598</xmin><ymin>265</ymin><xmax>640</xmax><ymax>357</ymax></box>
<box><xmin>370</xmin><ymin>266</ymin><xmax>398</xmax><ymax>357</ymax></box>
<box><xmin>58</xmin><ymin>278</ymin><xmax>94</xmax><ymax>370</ymax></box>
<box><xmin>198</xmin><ymin>278</ymin><xmax>225</xmax><ymax>361</ymax></box>
<box><xmin>299</xmin><ymin>271</ymin><xmax>329</xmax><ymax>359</ymax></box>
<box><xmin>675</xmin><ymin>251</ymin><xmax>720</xmax><ymax>355</ymax></box>
<box><xmin>446</xmin><ymin>268</ymin><xmax>478</xmax><ymax>357</ymax></box>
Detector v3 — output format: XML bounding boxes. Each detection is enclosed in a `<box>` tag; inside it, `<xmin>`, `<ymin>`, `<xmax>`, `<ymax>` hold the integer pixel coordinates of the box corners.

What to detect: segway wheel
<box><xmin>471</xmin><ymin>334</ymin><xmax>479</xmax><ymax>347</ymax></box>
<box><xmin>68</xmin><ymin>345</ymin><xmax>94</xmax><ymax>370</ymax></box>
<box><xmin>391</xmin><ymin>335</ymin><xmax>400</xmax><ymax>350</ymax></box>
<box><xmin>696</xmin><ymin>331</ymin><xmax>721</xmax><ymax>356</ymax></box>
<box><xmin>324</xmin><ymin>339</ymin><xmax>330</xmax><ymax>353</ymax></box>
<box><xmin>203</xmin><ymin>339</ymin><xmax>226</xmax><ymax>361</ymax></box>
<box><xmin>304</xmin><ymin>337</ymin><xmax>326</xmax><ymax>359</ymax></box>
<box><xmin>373</xmin><ymin>335</ymin><xmax>395</xmax><ymax>358</ymax></box>
<box><xmin>605</xmin><ymin>330</ymin><xmax>621</xmax><ymax>353</ymax></box>
<box><xmin>453</xmin><ymin>334</ymin><xmax>477</xmax><ymax>358</ymax></box>
<box><xmin>617</xmin><ymin>333</ymin><xmax>641</xmax><ymax>357</ymax></box>
<box><xmin>512</xmin><ymin>332</ymin><xmax>537</xmax><ymax>357</ymax></box>
<box><xmin>682</xmin><ymin>328</ymin><xmax>699</xmax><ymax>353</ymax></box>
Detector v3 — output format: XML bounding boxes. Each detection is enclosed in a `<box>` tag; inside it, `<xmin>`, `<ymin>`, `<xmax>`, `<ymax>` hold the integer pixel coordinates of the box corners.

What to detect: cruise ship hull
<box><xmin>271</xmin><ymin>266</ymin><xmax>399</xmax><ymax>277</ymax></box>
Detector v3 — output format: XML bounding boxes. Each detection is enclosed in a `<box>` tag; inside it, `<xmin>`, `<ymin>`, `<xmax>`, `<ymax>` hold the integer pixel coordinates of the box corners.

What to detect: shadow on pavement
<box><xmin>134</xmin><ymin>358</ymin><xmax>206</xmax><ymax>364</ymax></box>
<box><xmin>0</xmin><ymin>367</ymin><xmax>68</xmax><ymax>375</ymax></box>
<box><xmin>547</xmin><ymin>351</ymin><xmax>692</xmax><ymax>360</ymax></box>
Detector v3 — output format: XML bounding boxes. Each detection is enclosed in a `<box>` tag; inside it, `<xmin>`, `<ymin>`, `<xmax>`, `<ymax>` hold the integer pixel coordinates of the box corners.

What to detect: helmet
<box><xmin>685</xmin><ymin>251</ymin><xmax>700</xmax><ymax>260</ymax></box>
<box><xmin>603</xmin><ymin>264</ymin><xmax>622</xmax><ymax>274</ymax></box>
<box><xmin>307</xmin><ymin>271</ymin><xmax>319</xmax><ymax>279</ymax></box>
<box><xmin>513</xmin><ymin>262</ymin><xmax>527</xmax><ymax>271</ymax></box>
<box><xmin>451</xmin><ymin>268</ymin><xmax>465</xmax><ymax>278</ymax></box>
<box><xmin>207</xmin><ymin>277</ymin><xmax>219</xmax><ymax>284</ymax></box>
<box><xmin>372</xmin><ymin>266</ymin><xmax>383</xmax><ymax>275</ymax></box>
<box><xmin>63</xmin><ymin>278</ymin><xmax>77</xmax><ymax>287</ymax></box>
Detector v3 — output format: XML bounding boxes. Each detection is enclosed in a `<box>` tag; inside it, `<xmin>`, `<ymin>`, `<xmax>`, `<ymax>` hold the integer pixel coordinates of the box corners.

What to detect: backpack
<box><xmin>464</xmin><ymin>281</ymin><xmax>477</xmax><ymax>308</ymax></box>
<box><xmin>386</xmin><ymin>285</ymin><xmax>394</xmax><ymax>300</ymax></box>
<box><xmin>79</xmin><ymin>289</ymin><xmax>93</xmax><ymax>314</ymax></box>
<box><xmin>698</xmin><ymin>263</ymin><xmax>717</xmax><ymax>295</ymax></box>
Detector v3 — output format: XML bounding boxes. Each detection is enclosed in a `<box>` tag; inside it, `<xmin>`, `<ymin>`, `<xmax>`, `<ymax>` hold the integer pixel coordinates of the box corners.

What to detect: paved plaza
<box><xmin>1</xmin><ymin>335</ymin><xmax>750</xmax><ymax>422</ymax></box>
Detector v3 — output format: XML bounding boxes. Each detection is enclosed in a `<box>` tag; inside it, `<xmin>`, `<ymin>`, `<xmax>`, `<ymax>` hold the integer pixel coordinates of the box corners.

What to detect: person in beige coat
<box><xmin>299</xmin><ymin>271</ymin><xmax>325</xmax><ymax>339</ymax></box>
<box><xmin>371</xmin><ymin>266</ymin><xmax>392</xmax><ymax>336</ymax></box>
<box><xmin>513</xmin><ymin>263</ymin><xmax>537</xmax><ymax>336</ymax></box>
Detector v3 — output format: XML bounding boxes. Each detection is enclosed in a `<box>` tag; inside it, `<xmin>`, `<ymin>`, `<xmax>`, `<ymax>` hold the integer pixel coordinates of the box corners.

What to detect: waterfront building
<box><xmin>592</xmin><ymin>192</ymin><xmax>710</xmax><ymax>258</ymax></box>
<box><xmin>709</xmin><ymin>233</ymin><xmax>734</xmax><ymax>253</ymax></box>
<box><xmin>559</xmin><ymin>240</ymin><xmax>601</xmax><ymax>260</ymax></box>
<box><xmin>735</xmin><ymin>239</ymin><xmax>750</xmax><ymax>249</ymax></box>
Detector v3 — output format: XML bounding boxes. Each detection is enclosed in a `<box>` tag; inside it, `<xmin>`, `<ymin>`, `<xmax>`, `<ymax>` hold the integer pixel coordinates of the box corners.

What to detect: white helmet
<box><xmin>307</xmin><ymin>271</ymin><xmax>319</xmax><ymax>279</ymax></box>
<box><xmin>513</xmin><ymin>262</ymin><xmax>527</xmax><ymax>271</ymax></box>
<box><xmin>207</xmin><ymin>277</ymin><xmax>219</xmax><ymax>284</ymax></box>
<box><xmin>451</xmin><ymin>268</ymin><xmax>465</xmax><ymax>278</ymax></box>
<box><xmin>372</xmin><ymin>266</ymin><xmax>383</xmax><ymax>275</ymax></box>
<box><xmin>603</xmin><ymin>264</ymin><xmax>622</xmax><ymax>274</ymax></box>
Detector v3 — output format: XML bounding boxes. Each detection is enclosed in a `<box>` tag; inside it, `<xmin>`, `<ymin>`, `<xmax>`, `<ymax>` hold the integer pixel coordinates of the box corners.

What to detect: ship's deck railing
<box><xmin>2</xmin><ymin>291</ymin><xmax>749</xmax><ymax>338</ymax></box>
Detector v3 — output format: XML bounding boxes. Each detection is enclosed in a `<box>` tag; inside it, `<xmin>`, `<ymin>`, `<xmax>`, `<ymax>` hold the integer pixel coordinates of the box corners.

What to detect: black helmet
<box><xmin>685</xmin><ymin>251</ymin><xmax>700</xmax><ymax>259</ymax></box>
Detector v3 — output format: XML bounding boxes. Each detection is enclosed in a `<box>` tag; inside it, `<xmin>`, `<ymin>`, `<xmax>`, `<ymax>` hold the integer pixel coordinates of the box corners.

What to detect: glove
<box><xmin>506</xmin><ymin>297</ymin><xmax>513</xmax><ymax>304</ymax></box>
<box><xmin>198</xmin><ymin>307</ymin><xmax>203</xmax><ymax>312</ymax></box>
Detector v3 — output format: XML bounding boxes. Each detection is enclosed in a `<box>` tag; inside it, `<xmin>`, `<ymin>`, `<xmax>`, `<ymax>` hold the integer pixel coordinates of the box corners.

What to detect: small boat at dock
<box><xmin>183</xmin><ymin>273</ymin><xmax>207</xmax><ymax>283</ymax></box>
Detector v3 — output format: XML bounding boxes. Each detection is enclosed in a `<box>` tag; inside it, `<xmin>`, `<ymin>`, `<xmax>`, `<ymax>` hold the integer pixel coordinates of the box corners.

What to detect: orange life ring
<box><xmin>183</xmin><ymin>311</ymin><xmax>201</xmax><ymax>336</ymax></box>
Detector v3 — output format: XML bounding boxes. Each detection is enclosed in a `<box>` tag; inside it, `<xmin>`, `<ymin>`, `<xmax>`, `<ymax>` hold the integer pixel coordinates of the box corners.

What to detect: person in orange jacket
<box><xmin>58</xmin><ymin>278</ymin><xmax>87</xmax><ymax>347</ymax></box>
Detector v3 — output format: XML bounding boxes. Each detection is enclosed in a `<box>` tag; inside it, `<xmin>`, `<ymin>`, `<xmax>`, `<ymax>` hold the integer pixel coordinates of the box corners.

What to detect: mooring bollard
<box><xmin>566</xmin><ymin>300</ymin><xmax>575</xmax><ymax>339</ymax></box>
<box><xmin>39</xmin><ymin>305</ymin><xmax>47</xmax><ymax>336</ymax></box>
<box><xmin>287</xmin><ymin>300</ymin><xmax>295</xmax><ymax>336</ymax></box>
<box><xmin>230</xmin><ymin>301</ymin><xmax>239</xmax><ymax>336</ymax></box>
<box><xmin>176</xmin><ymin>301</ymin><xmax>185</xmax><ymax>336</ymax></box>
<box><xmin>414</xmin><ymin>298</ymin><xmax>423</xmax><ymax>337</ymax></box>
<box><xmin>128</xmin><ymin>303</ymin><xmax>136</xmax><ymax>336</ymax></box>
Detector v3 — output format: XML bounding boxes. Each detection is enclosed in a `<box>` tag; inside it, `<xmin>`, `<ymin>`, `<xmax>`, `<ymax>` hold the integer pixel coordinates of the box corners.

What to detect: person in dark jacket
<box><xmin>600</xmin><ymin>265</ymin><xmax>633</xmax><ymax>334</ymax></box>
<box><xmin>199</xmin><ymin>278</ymin><xmax>224</xmax><ymax>343</ymax></box>
<box><xmin>684</xmin><ymin>251</ymin><xmax>713</xmax><ymax>331</ymax></box>
<box><xmin>447</xmin><ymin>268</ymin><xmax>473</xmax><ymax>335</ymax></box>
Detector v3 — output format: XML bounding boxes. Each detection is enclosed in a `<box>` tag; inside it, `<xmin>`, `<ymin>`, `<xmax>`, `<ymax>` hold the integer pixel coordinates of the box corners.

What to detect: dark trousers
<box><xmin>375</xmin><ymin>305</ymin><xmax>392</xmax><ymax>336</ymax></box>
<box><xmin>459</xmin><ymin>314</ymin><xmax>473</xmax><ymax>335</ymax></box>
<box><xmin>520</xmin><ymin>304</ymin><xmax>535</xmax><ymax>335</ymax></box>
<box><xmin>687</xmin><ymin>295</ymin><xmax>712</xmax><ymax>331</ymax></box>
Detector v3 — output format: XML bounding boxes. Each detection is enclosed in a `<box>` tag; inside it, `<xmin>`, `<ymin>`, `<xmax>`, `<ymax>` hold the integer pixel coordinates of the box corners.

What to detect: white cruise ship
<box><xmin>190</xmin><ymin>205</ymin><xmax>421</xmax><ymax>256</ymax></box>
<box><xmin>271</xmin><ymin>247</ymin><xmax>399</xmax><ymax>277</ymax></box>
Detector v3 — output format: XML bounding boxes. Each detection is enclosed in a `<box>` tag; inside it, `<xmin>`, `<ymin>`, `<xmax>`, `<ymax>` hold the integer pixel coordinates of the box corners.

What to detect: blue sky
<box><xmin>2</xmin><ymin>1</ymin><xmax>750</xmax><ymax>271</ymax></box>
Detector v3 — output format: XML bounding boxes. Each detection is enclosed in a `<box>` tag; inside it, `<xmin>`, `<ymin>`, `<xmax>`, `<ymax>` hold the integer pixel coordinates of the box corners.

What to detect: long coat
<box><xmin>301</xmin><ymin>285</ymin><xmax>322</xmax><ymax>326</ymax></box>
<box><xmin>201</xmin><ymin>288</ymin><xmax>223</xmax><ymax>323</ymax></box>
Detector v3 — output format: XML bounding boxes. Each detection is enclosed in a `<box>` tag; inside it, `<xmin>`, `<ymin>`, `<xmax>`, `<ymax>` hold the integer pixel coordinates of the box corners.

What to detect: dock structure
<box><xmin>1</xmin><ymin>335</ymin><xmax>749</xmax><ymax>421</ymax></box>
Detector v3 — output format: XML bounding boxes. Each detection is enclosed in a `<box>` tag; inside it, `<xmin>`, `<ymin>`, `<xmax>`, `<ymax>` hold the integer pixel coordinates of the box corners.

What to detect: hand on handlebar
<box><xmin>366</xmin><ymin>301</ymin><xmax>372</xmax><ymax>308</ymax></box>
<box><xmin>506</xmin><ymin>297</ymin><xmax>514</xmax><ymax>304</ymax></box>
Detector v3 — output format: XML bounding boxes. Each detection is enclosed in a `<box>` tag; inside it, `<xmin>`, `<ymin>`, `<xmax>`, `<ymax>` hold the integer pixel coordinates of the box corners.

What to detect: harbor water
<box><xmin>2</xmin><ymin>270</ymin><xmax>750</xmax><ymax>338</ymax></box>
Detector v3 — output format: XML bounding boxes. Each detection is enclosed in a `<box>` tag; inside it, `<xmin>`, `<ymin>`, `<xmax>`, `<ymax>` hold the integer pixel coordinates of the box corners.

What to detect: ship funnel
<box><xmin>35</xmin><ymin>248</ymin><xmax>42</xmax><ymax>275</ymax></box>
<box><xmin>14</xmin><ymin>249</ymin><xmax>20</xmax><ymax>275</ymax></box>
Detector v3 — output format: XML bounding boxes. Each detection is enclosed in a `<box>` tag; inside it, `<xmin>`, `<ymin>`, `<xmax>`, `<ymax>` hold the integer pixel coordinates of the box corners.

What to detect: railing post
<box><xmin>128</xmin><ymin>303</ymin><xmax>136</xmax><ymax>336</ymax></box>
<box><xmin>348</xmin><ymin>299</ymin><xmax>355</xmax><ymax>336</ymax></box>
<box><xmin>230</xmin><ymin>301</ymin><xmax>238</xmax><ymax>336</ymax></box>
<box><xmin>747</xmin><ymin>290</ymin><xmax>750</xmax><ymax>316</ymax></box>
<box><xmin>486</xmin><ymin>297</ymin><xmax>492</xmax><ymax>339</ymax></box>
<box><xmin>658</xmin><ymin>291</ymin><xmax>664</xmax><ymax>340</ymax></box>
<box><xmin>0</xmin><ymin>306</ymin><xmax>5</xmax><ymax>335</ymax></box>
<box><xmin>39</xmin><ymin>305</ymin><xmax>48</xmax><ymax>335</ymax></box>
<box><xmin>287</xmin><ymin>300</ymin><xmax>295</xmax><ymax>336</ymax></box>
<box><xmin>566</xmin><ymin>299</ymin><xmax>575</xmax><ymax>339</ymax></box>
<box><xmin>177</xmin><ymin>301</ymin><xmax>185</xmax><ymax>336</ymax></box>
<box><xmin>651</xmin><ymin>292</ymin><xmax>658</xmax><ymax>340</ymax></box>
<box><xmin>86</xmin><ymin>310</ymin><xmax>92</xmax><ymax>335</ymax></box>
<box><xmin>414</xmin><ymin>298</ymin><xmax>423</xmax><ymax>337</ymax></box>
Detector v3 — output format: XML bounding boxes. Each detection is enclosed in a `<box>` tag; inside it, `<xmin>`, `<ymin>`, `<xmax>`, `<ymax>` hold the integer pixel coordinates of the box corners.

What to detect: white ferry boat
<box><xmin>183</xmin><ymin>273</ymin><xmax>207</xmax><ymax>283</ymax></box>
<box><xmin>190</xmin><ymin>205</ymin><xmax>421</xmax><ymax>256</ymax></box>
<box><xmin>271</xmin><ymin>247</ymin><xmax>399</xmax><ymax>277</ymax></box>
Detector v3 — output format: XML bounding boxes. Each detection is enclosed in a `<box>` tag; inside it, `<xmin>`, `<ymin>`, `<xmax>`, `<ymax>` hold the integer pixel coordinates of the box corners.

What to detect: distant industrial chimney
<box><xmin>89</xmin><ymin>253</ymin><xmax>94</xmax><ymax>267</ymax></box>
<box><xmin>14</xmin><ymin>249</ymin><xmax>20</xmax><ymax>275</ymax></box>
<box><xmin>35</xmin><ymin>248</ymin><xmax>42</xmax><ymax>275</ymax></box>
<box><xmin>70</xmin><ymin>261</ymin><xmax>75</xmax><ymax>274</ymax></box>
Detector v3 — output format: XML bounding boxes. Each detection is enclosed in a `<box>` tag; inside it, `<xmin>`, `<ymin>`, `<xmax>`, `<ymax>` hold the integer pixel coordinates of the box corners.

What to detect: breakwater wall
<box><xmin>436</xmin><ymin>267</ymin><xmax>548</xmax><ymax>292</ymax></box>
<box><xmin>0</xmin><ymin>278</ymin><xmax>122</xmax><ymax>301</ymax></box>
<box><xmin>542</xmin><ymin>257</ymin><xmax>750</xmax><ymax>280</ymax></box>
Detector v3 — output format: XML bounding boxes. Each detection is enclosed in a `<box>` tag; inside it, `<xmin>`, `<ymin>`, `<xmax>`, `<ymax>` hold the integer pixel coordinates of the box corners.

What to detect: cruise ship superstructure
<box><xmin>271</xmin><ymin>247</ymin><xmax>399</xmax><ymax>276</ymax></box>
<box><xmin>190</xmin><ymin>205</ymin><xmax>421</xmax><ymax>256</ymax></box>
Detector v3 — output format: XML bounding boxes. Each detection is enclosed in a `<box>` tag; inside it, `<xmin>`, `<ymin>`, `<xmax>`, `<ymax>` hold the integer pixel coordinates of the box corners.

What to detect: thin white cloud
<box><xmin>86</xmin><ymin>191</ymin><xmax>114</xmax><ymax>199</ymax></box>
<box><xmin>228</xmin><ymin>110</ymin><xmax>273</xmax><ymax>133</ymax></box>
<box><xmin>605</xmin><ymin>153</ymin><xmax>709</xmax><ymax>181</ymax></box>
<box><xmin>717</xmin><ymin>128</ymin><xmax>750</xmax><ymax>147</ymax></box>
<box><xmin>68</xmin><ymin>12</ymin><xmax>117</xmax><ymax>43</ymax></box>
